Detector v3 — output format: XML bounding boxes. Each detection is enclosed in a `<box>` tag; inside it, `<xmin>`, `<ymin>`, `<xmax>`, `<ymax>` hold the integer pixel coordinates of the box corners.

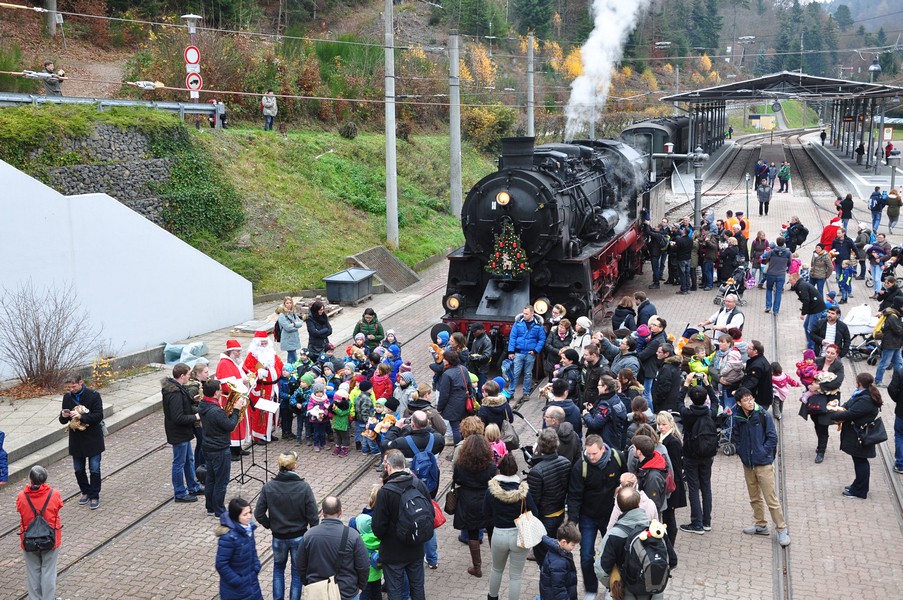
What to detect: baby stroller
<box><xmin>714</xmin><ymin>264</ymin><xmax>749</xmax><ymax>306</ymax></box>
<box><xmin>844</xmin><ymin>303</ymin><xmax>881</xmax><ymax>365</ymax></box>
<box><xmin>866</xmin><ymin>251</ymin><xmax>903</xmax><ymax>289</ymax></box>
<box><xmin>515</xmin><ymin>409</ymin><xmax>541</xmax><ymax>468</ymax></box>
<box><xmin>714</xmin><ymin>408</ymin><xmax>735</xmax><ymax>456</ymax></box>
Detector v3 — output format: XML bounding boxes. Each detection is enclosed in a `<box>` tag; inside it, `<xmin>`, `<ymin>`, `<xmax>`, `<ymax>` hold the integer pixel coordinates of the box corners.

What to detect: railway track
<box><xmin>768</xmin><ymin>318</ymin><xmax>793</xmax><ymax>600</ymax></box>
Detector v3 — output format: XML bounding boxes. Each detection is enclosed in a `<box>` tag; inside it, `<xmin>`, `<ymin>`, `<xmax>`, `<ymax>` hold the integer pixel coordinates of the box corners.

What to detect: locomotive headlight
<box><xmin>445</xmin><ymin>294</ymin><xmax>463</xmax><ymax>311</ymax></box>
<box><xmin>496</xmin><ymin>191</ymin><xmax>511</xmax><ymax>206</ymax></box>
<box><xmin>533</xmin><ymin>297</ymin><xmax>550</xmax><ymax>315</ymax></box>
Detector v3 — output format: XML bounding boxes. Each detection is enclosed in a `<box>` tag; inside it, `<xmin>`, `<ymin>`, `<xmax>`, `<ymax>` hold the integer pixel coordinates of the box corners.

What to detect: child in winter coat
<box><xmin>789</xmin><ymin>253</ymin><xmax>802</xmax><ymax>275</ymax></box>
<box><xmin>330</xmin><ymin>389</ymin><xmax>352</xmax><ymax>457</ymax></box>
<box><xmin>633</xmin><ymin>324</ymin><xmax>651</xmax><ymax>353</ymax></box>
<box><xmin>839</xmin><ymin>259</ymin><xmax>856</xmax><ymax>303</ymax></box>
<box><xmin>306</xmin><ymin>381</ymin><xmax>332</xmax><ymax>452</ymax></box>
<box><xmin>277</xmin><ymin>364</ymin><xmax>296</xmax><ymax>439</ymax></box>
<box><xmin>370</xmin><ymin>363</ymin><xmax>394</xmax><ymax>402</ymax></box>
<box><xmin>383</xmin><ymin>344</ymin><xmax>403</xmax><ymax>382</ymax></box>
<box><xmin>380</xmin><ymin>329</ymin><xmax>400</xmax><ymax>350</ymax></box>
<box><xmin>484</xmin><ymin>423</ymin><xmax>508</xmax><ymax>466</ymax></box>
<box><xmin>393</xmin><ymin>372</ymin><xmax>417</xmax><ymax>418</ymax></box>
<box><xmin>351</xmin><ymin>494</ymin><xmax>383</xmax><ymax>600</ymax></box>
<box><xmin>292</xmin><ymin>350</ymin><xmax>315</xmax><ymax>378</ymax></box>
<box><xmin>796</xmin><ymin>349</ymin><xmax>819</xmax><ymax>405</ymax></box>
<box><xmin>354</xmin><ymin>380</ymin><xmax>375</xmax><ymax>452</ymax></box>
<box><xmin>771</xmin><ymin>362</ymin><xmax>800</xmax><ymax>419</ymax></box>
<box><xmin>362</xmin><ymin>399</ymin><xmax>395</xmax><ymax>459</ymax></box>
<box><xmin>537</xmin><ymin>522</ymin><xmax>580</xmax><ymax>600</ymax></box>
<box><xmin>292</xmin><ymin>372</ymin><xmax>315</xmax><ymax>444</ymax></box>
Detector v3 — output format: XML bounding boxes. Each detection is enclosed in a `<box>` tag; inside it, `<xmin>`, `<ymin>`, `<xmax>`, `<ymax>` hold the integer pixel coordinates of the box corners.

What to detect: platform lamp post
<box><xmin>745</xmin><ymin>172</ymin><xmax>750</xmax><ymax>217</ymax></box>
<box><xmin>653</xmin><ymin>145</ymin><xmax>709</xmax><ymax>231</ymax></box>
<box><xmin>869</xmin><ymin>55</ymin><xmax>882</xmax><ymax>83</ymax></box>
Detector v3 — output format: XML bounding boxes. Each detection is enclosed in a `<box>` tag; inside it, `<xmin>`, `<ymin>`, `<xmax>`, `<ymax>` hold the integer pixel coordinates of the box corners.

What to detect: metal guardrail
<box><xmin>0</xmin><ymin>92</ymin><xmax>220</xmax><ymax>122</ymax></box>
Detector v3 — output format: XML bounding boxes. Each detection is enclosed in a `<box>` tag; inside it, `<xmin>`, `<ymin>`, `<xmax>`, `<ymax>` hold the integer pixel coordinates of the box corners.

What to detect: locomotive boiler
<box><xmin>440</xmin><ymin>136</ymin><xmax>657</xmax><ymax>354</ymax></box>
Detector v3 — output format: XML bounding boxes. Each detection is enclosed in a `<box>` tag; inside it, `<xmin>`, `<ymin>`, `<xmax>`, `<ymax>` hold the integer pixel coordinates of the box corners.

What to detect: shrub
<box><xmin>0</xmin><ymin>282</ymin><xmax>103</xmax><ymax>388</ymax></box>
<box><xmin>339</xmin><ymin>121</ymin><xmax>359</xmax><ymax>139</ymax></box>
<box><xmin>397</xmin><ymin>120</ymin><xmax>412</xmax><ymax>143</ymax></box>
<box><xmin>462</xmin><ymin>105</ymin><xmax>517</xmax><ymax>153</ymax></box>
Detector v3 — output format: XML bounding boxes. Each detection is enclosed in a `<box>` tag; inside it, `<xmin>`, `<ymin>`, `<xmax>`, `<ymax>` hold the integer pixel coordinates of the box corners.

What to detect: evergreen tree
<box><xmin>833</xmin><ymin>5</ymin><xmax>854</xmax><ymax>32</ymax></box>
<box><xmin>515</xmin><ymin>0</ymin><xmax>553</xmax><ymax>38</ymax></box>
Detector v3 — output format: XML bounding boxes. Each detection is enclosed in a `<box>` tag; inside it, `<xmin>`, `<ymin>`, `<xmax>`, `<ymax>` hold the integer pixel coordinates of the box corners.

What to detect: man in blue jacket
<box><xmin>732</xmin><ymin>388</ymin><xmax>790</xmax><ymax>547</ymax></box>
<box><xmin>506</xmin><ymin>305</ymin><xmax>547</xmax><ymax>400</ymax></box>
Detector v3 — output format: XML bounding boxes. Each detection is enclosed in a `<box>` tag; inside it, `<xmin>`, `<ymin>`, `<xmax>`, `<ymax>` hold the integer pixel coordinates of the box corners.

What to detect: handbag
<box><xmin>443</xmin><ymin>485</ymin><xmax>458</xmax><ymax>515</ymax></box>
<box><xmin>806</xmin><ymin>394</ymin><xmax>829</xmax><ymax>416</ymax></box>
<box><xmin>514</xmin><ymin>498</ymin><xmax>546</xmax><ymax>549</ymax></box>
<box><xmin>460</xmin><ymin>367</ymin><xmax>479</xmax><ymax>415</ymax></box>
<box><xmin>857</xmin><ymin>416</ymin><xmax>888</xmax><ymax>446</ymax></box>
<box><xmin>432</xmin><ymin>499</ymin><xmax>447</xmax><ymax>528</ymax></box>
<box><xmin>500</xmin><ymin>418</ymin><xmax>520</xmax><ymax>450</ymax></box>
<box><xmin>303</xmin><ymin>526</ymin><xmax>348</xmax><ymax>600</ymax></box>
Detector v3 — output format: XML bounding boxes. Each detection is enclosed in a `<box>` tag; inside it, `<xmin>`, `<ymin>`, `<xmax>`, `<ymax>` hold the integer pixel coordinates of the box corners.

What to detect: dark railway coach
<box><xmin>440</xmin><ymin>136</ymin><xmax>659</xmax><ymax>357</ymax></box>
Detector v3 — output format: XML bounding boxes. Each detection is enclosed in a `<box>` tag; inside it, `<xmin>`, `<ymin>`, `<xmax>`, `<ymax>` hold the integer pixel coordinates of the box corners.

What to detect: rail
<box><xmin>0</xmin><ymin>92</ymin><xmax>220</xmax><ymax>121</ymax></box>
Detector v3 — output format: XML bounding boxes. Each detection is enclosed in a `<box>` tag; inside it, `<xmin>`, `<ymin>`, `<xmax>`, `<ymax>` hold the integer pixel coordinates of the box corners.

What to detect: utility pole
<box><xmin>45</xmin><ymin>0</ymin><xmax>56</xmax><ymax>36</ymax></box>
<box><xmin>449</xmin><ymin>31</ymin><xmax>463</xmax><ymax>217</ymax></box>
<box><xmin>527</xmin><ymin>33</ymin><xmax>535</xmax><ymax>137</ymax></box>
<box><xmin>384</xmin><ymin>0</ymin><xmax>399</xmax><ymax>249</ymax></box>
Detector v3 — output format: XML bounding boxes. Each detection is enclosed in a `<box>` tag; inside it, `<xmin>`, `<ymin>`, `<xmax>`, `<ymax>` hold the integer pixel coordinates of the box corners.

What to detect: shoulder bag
<box><xmin>857</xmin><ymin>415</ymin><xmax>888</xmax><ymax>446</ymax></box>
<box><xmin>443</xmin><ymin>484</ymin><xmax>458</xmax><ymax>515</ymax></box>
<box><xmin>303</xmin><ymin>526</ymin><xmax>349</xmax><ymax>600</ymax></box>
<box><xmin>500</xmin><ymin>418</ymin><xmax>520</xmax><ymax>451</ymax></box>
<box><xmin>514</xmin><ymin>497</ymin><xmax>546</xmax><ymax>549</ymax></box>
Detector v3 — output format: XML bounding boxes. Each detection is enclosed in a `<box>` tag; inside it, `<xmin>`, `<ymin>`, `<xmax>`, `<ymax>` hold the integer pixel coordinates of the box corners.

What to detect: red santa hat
<box><xmin>225</xmin><ymin>339</ymin><xmax>242</xmax><ymax>351</ymax></box>
<box><xmin>254</xmin><ymin>330</ymin><xmax>268</xmax><ymax>339</ymax></box>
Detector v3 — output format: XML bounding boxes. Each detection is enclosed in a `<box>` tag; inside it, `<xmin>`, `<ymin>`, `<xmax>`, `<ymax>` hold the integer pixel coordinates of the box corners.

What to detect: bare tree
<box><xmin>0</xmin><ymin>282</ymin><xmax>103</xmax><ymax>388</ymax></box>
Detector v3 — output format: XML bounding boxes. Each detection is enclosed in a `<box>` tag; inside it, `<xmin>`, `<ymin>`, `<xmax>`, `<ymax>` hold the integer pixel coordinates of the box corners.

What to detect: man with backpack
<box><xmin>869</xmin><ymin>186</ymin><xmax>886</xmax><ymax>232</ymax></box>
<box><xmin>596</xmin><ymin>487</ymin><xmax>677</xmax><ymax>600</ymax></box>
<box><xmin>384</xmin><ymin>411</ymin><xmax>445</xmax><ymax>569</ymax></box>
<box><xmin>16</xmin><ymin>465</ymin><xmax>63</xmax><ymax>600</ymax></box>
<box><xmin>678</xmin><ymin>378</ymin><xmax>719</xmax><ymax>534</ymax></box>
<box><xmin>371</xmin><ymin>449</ymin><xmax>435</xmax><ymax>600</ymax></box>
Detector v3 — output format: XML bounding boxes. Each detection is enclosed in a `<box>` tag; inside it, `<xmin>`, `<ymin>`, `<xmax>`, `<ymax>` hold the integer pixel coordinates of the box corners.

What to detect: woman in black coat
<box><xmin>830</xmin><ymin>372</ymin><xmax>883</xmax><ymax>499</ymax></box>
<box><xmin>806</xmin><ymin>345</ymin><xmax>845</xmax><ymax>463</ymax></box>
<box><xmin>543</xmin><ymin>319</ymin><xmax>574</xmax><ymax>375</ymax></box>
<box><xmin>611</xmin><ymin>295</ymin><xmax>637</xmax><ymax>332</ymax></box>
<box><xmin>452</xmin><ymin>434</ymin><xmax>497</xmax><ymax>578</ymax></box>
<box><xmin>717</xmin><ymin>238</ymin><xmax>740</xmax><ymax>283</ymax></box>
<box><xmin>305</xmin><ymin>301</ymin><xmax>332</xmax><ymax>355</ymax></box>
<box><xmin>656</xmin><ymin>411</ymin><xmax>685</xmax><ymax>545</ymax></box>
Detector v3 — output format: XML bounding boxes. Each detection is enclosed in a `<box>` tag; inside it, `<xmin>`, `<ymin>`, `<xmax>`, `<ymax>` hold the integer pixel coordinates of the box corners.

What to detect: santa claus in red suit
<box><xmin>215</xmin><ymin>339</ymin><xmax>252</xmax><ymax>455</ymax></box>
<box><xmin>243</xmin><ymin>330</ymin><xmax>283</xmax><ymax>443</ymax></box>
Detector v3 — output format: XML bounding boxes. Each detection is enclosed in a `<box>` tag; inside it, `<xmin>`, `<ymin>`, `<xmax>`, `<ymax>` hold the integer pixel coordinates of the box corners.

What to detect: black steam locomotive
<box><xmin>440</xmin><ymin>136</ymin><xmax>660</xmax><ymax>353</ymax></box>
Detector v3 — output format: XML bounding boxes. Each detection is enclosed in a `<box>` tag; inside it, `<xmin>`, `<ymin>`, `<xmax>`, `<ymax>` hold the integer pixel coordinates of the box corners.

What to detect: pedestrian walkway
<box><xmin>809</xmin><ymin>131</ymin><xmax>903</xmax><ymax>203</ymax></box>
<box><xmin>0</xmin><ymin>260</ymin><xmax>449</xmax><ymax>483</ymax></box>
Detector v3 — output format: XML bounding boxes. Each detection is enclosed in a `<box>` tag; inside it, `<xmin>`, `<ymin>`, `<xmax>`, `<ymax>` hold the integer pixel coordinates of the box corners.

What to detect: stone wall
<box><xmin>39</xmin><ymin>125</ymin><xmax>174</xmax><ymax>226</ymax></box>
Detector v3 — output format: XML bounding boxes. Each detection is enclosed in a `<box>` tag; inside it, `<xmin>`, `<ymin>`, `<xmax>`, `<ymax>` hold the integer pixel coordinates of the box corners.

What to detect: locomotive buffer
<box><xmin>652</xmin><ymin>145</ymin><xmax>709</xmax><ymax>230</ymax></box>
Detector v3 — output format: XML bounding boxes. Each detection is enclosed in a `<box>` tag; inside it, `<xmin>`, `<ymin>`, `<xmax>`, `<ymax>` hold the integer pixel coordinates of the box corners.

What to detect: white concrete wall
<box><xmin>0</xmin><ymin>160</ymin><xmax>253</xmax><ymax>380</ymax></box>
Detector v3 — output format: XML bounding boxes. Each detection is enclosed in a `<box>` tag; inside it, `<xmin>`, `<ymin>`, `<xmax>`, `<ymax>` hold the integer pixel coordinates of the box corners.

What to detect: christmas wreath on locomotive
<box><xmin>440</xmin><ymin>136</ymin><xmax>656</xmax><ymax>359</ymax></box>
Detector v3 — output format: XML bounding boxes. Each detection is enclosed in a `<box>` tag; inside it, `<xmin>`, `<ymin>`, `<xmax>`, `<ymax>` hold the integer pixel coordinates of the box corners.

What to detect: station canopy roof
<box><xmin>661</xmin><ymin>71</ymin><xmax>903</xmax><ymax>103</ymax></box>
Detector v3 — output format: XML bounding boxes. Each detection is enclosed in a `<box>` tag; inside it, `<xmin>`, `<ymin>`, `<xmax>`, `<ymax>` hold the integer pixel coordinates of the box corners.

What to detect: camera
<box><xmin>694</xmin><ymin>372</ymin><xmax>705</xmax><ymax>380</ymax></box>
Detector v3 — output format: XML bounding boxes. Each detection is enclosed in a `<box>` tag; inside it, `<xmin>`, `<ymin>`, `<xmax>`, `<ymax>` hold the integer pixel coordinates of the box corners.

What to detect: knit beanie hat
<box><xmin>355</xmin><ymin>333</ymin><xmax>366</xmax><ymax>342</ymax></box>
<box><xmin>358</xmin><ymin>380</ymin><xmax>373</xmax><ymax>393</ymax></box>
<box><xmin>400</xmin><ymin>372</ymin><xmax>414</xmax><ymax>385</ymax></box>
<box><xmin>492</xmin><ymin>376</ymin><xmax>507</xmax><ymax>390</ymax></box>
<box><xmin>300</xmin><ymin>372</ymin><xmax>315</xmax><ymax>386</ymax></box>
<box><xmin>803</xmin><ymin>349</ymin><xmax>816</xmax><ymax>360</ymax></box>
<box><xmin>399</xmin><ymin>362</ymin><xmax>413</xmax><ymax>374</ymax></box>
<box><xmin>636</xmin><ymin>324</ymin><xmax>650</xmax><ymax>337</ymax></box>
<box><xmin>388</xmin><ymin>344</ymin><xmax>401</xmax><ymax>357</ymax></box>
<box><xmin>437</xmin><ymin>331</ymin><xmax>450</xmax><ymax>345</ymax></box>
<box><xmin>312</xmin><ymin>382</ymin><xmax>326</xmax><ymax>394</ymax></box>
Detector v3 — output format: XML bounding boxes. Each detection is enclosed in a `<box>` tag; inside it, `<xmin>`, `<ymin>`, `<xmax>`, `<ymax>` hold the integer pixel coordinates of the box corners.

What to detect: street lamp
<box><xmin>181</xmin><ymin>13</ymin><xmax>202</xmax><ymax>34</ymax></box>
<box><xmin>869</xmin><ymin>55</ymin><xmax>882</xmax><ymax>83</ymax></box>
<box><xmin>745</xmin><ymin>173</ymin><xmax>751</xmax><ymax>217</ymax></box>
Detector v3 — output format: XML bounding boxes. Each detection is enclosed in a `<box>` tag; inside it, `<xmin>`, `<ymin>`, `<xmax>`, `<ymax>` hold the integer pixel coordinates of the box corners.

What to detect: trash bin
<box><xmin>322</xmin><ymin>267</ymin><xmax>376</xmax><ymax>304</ymax></box>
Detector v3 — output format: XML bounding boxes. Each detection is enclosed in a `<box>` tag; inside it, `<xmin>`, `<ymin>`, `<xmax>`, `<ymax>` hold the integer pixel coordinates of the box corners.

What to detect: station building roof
<box><xmin>661</xmin><ymin>71</ymin><xmax>903</xmax><ymax>103</ymax></box>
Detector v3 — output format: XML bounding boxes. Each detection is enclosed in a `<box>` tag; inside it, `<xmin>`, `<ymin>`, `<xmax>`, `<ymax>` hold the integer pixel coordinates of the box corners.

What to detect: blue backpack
<box><xmin>405</xmin><ymin>435</ymin><xmax>439</xmax><ymax>493</ymax></box>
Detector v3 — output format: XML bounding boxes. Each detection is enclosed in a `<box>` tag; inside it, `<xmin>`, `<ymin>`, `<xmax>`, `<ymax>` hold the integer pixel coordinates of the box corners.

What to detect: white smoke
<box><xmin>564</xmin><ymin>0</ymin><xmax>651</xmax><ymax>141</ymax></box>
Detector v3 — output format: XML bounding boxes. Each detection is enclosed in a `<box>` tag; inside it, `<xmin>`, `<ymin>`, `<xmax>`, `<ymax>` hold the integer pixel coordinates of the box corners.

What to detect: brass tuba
<box><xmin>223</xmin><ymin>382</ymin><xmax>251</xmax><ymax>420</ymax></box>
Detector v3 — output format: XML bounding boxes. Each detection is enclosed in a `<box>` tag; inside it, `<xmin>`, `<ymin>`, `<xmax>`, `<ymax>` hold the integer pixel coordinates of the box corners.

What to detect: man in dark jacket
<box><xmin>59</xmin><ymin>373</ymin><xmax>105</xmax><ymax>509</ymax></box>
<box><xmin>437</xmin><ymin>350</ymin><xmax>471</xmax><ymax>444</ymax></box>
<box><xmin>543</xmin><ymin>406</ymin><xmax>581</xmax><ymax>464</ymax></box>
<box><xmin>740</xmin><ymin>341</ymin><xmax>774</xmax><ymax>412</ymax></box>
<box><xmin>886</xmin><ymin>366</ymin><xmax>903</xmax><ymax>473</ymax></box>
<box><xmin>762</xmin><ymin>237</ymin><xmax>792</xmax><ymax>315</ymax></box>
<box><xmin>678</xmin><ymin>379</ymin><xmax>719</xmax><ymax>534</ymax></box>
<box><xmin>644</xmin><ymin>221</ymin><xmax>669</xmax><ymax>288</ymax></box>
<box><xmin>675</xmin><ymin>227</ymin><xmax>694</xmax><ymax>294</ymax></box>
<box><xmin>831</xmin><ymin>229</ymin><xmax>858</xmax><ymax>281</ymax></box>
<box><xmin>468</xmin><ymin>323</ymin><xmax>493</xmax><ymax>388</ymax></box>
<box><xmin>254</xmin><ymin>451</ymin><xmax>319</xmax><ymax>600</ymax></box>
<box><xmin>633</xmin><ymin>291</ymin><xmax>658</xmax><ymax>327</ymax></box>
<box><xmin>651</xmin><ymin>343</ymin><xmax>682</xmax><ymax>413</ymax></box>
<box><xmin>632</xmin><ymin>434</ymin><xmax>669</xmax><ymax>514</ymax></box>
<box><xmin>297</xmin><ymin>496</ymin><xmax>369</xmax><ymax>599</ymax></box>
<box><xmin>790</xmin><ymin>273</ymin><xmax>827</xmax><ymax>349</ymax></box>
<box><xmin>542</xmin><ymin>378</ymin><xmax>583</xmax><ymax>439</ymax></box>
<box><xmin>582</xmin><ymin>375</ymin><xmax>628</xmax><ymax>452</ymax></box>
<box><xmin>837</xmin><ymin>194</ymin><xmax>854</xmax><ymax>231</ymax></box>
<box><xmin>810</xmin><ymin>306</ymin><xmax>852</xmax><ymax>358</ymax></box>
<box><xmin>581</xmin><ymin>344</ymin><xmax>607</xmax><ymax>406</ymax></box>
<box><xmin>875</xmin><ymin>300</ymin><xmax>903</xmax><ymax>386</ymax></box>
<box><xmin>198</xmin><ymin>379</ymin><xmax>244</xmax><ymax>518</ymax></box>
<box><xmin>567</xmin><ymin>434</ymin><xmax>625</xmax><ymax>599</ymax></box>
<box><xmin>527</xmin><ymin>429</ymin><xmax>572</xmax><ymax>566</ymax></box>
<box><xmin>506</xmin><ymin>305</ymin><xmax>547</xmax><ymax>400</ymax></box>
<box><xmin>384</xmin><ymin>411</ymin><xmax>445</xmax><ymax>495</ymax></box>
<box><xmin>732</xmin><ymin>388</ymin><xmax>789</xmax><ymax>547</ymax></box>
<box><xmin>372</xmin><ymin>450</ymin><xmax>433</xmax><ymax>600</ymax></box>
<box><xmin>162</xmin><ymin>363</ymin><xmax>204</xmax><ymax>503</ymax></box>
<box><xmin>637</xmin><ymin>316</ymin><xmax>669</xmax><ymax>400</ymax></box>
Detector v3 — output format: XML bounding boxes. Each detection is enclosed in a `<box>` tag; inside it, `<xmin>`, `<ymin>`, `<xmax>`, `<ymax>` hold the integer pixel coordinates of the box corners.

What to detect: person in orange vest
<box><xmin>726</xmin><ymin>210</ymin><xmax>740</xmax><ymax>233</ymax></box>
<box><xmin>737</xmin><ymin>211</ymin><xmax>751</xmax><ymax>239</ymax></box>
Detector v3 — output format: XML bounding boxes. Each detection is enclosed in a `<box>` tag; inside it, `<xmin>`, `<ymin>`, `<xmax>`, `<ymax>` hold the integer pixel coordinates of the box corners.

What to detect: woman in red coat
<box><xmin>16</xmin><ymin>466</ymin><xmax>63</xmax><ymax>600</ymax></box>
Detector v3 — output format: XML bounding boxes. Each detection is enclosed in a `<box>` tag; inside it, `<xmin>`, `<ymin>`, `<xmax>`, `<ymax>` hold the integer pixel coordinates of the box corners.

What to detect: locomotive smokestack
<box><xmin>500</xmin><ymin>137</ymin><xmax>535</xmax><ymax>170</ymax></box>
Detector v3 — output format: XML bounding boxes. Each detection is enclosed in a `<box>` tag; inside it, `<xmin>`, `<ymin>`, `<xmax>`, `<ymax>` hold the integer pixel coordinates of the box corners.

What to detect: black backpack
<box><xmin>273</xmin><ymin>319</ymin><xmax>282</xmax><ymax>343</ymax></box>
<box><xmin>388</xmin><ymin>480</ymin><xmax>434</xmax><ymax>545</ymax></box>
<box><xmin>22</xmin><ymin>493</ymin><xmax>56</xmax><ymax>552</ymax></box>
<box><xmin>617</xmin><ymin>522</ymin><xmax>672</xmax><ymax>596</ymax></box>
<box><xmin>685</xmin><ymin>412</ymin><xmax>719</xmax><ymax>458</ymax></box>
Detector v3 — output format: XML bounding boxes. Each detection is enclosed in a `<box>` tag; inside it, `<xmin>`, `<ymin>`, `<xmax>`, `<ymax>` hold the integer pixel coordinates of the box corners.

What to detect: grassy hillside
<box><xmin>191</xmin><ymin>128</ymin><xmax>493</xmax><ymax>292</ymax></box>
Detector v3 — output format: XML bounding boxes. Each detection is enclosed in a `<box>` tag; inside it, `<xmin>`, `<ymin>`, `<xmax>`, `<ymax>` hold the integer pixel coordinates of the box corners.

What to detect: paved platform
<box><xmin>806</xmin><ymin>130</ymin><xmax>903</xmax><ymax>206</ymax></box>
<box><xmin>2</xmin><ymin>144</ymin><xmax>902</xmax><ymax>598</ymax></box>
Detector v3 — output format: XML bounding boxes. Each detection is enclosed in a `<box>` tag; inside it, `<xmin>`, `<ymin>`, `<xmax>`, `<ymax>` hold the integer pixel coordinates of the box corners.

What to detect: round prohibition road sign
<box><xmin>185</xmin><ymin>73</ymin><xmax>204</xmax><ymax>91</ymax></box>
<box><xmin>184</xmin><ymin>45</ymin><xmax>201</xmax><ymax>65</ymax></box>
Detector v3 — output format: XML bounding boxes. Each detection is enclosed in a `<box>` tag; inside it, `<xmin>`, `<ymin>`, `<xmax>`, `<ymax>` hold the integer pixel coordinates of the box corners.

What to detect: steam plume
<box><xmin>564</xmin><ymin>0</ymin><xmax>651</xmax><ymax>141</ymax></box>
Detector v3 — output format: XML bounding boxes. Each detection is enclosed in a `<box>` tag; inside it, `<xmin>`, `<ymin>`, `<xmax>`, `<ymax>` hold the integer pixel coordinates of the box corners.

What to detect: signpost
<box><xmin>884</xmin><ymin>127</ymin><xmax>894</xmax><ymax>141</ymax></box>
<box><xmin>185</xmin><ymin>72</ymin><xmax>203</xmax><ymax>100</ymax></box>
